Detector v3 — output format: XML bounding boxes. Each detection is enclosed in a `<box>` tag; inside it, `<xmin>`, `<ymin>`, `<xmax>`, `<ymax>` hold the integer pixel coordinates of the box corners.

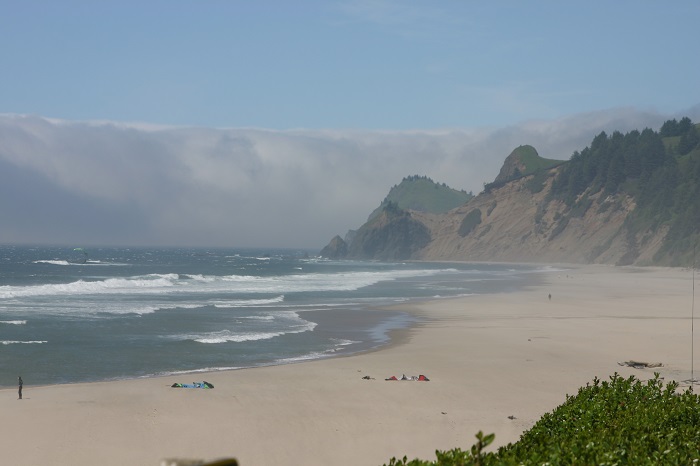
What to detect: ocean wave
<box><xmin>239</xmin><ymin>315</ymin><xmax>275</xmax><ymax>321</ymax></box>
<box><xmin>325</xmin><ymin>338</ymin><xmax>359</xmax><ymax>352</ymax></box>
<box><xmin>190</xmin><ymin>323</ymin><xmax>317</xmax><ymax>344</ymax></box>
<box><xmin>272</xmin><ymin>352</ymin><xmax>330</xmax><ymax>364</ymax></box>
<box><xmin>183</xmin><ymin>274</ymin><xmax>217</xmax><ymax>282</ymax></box>
<box><xmin>0</xmin><ymin>320</ymin><xmax>27</xmax><ymax>325</ymax></box>
<box><xmin>32</xmin><ymin>258</ymin><xmax>129</xmax><ymax>266</ymax></box>
<box><xmin>98</xmin><ymin>296</ymin><xmax>289</xmax><ymax>316</ymax></box>
<box><xmin>149</xmin><ymin>339</ymin><xmax>357</xmax><ymax>377</ymax></box>
<box><xmin>0</xmin><ymin>273</ymin><xmax>180</xmax><ymax>299</ymax></box>
<box><xmin>193</xmin><ymin>330</ymin><xmax>289</xmax><ymax>344</ymax></box>
<box><xmin>208</xmin><ymin>268</ymin><xmax>461</xmax><ymax>294</ymax></box>
<box><xmin>121</xmin><ymin>297</ymin><xmax>288</xmax><ymax>315</ymax></box>
<box><xmin>2</xmin><ymin>340</ymin><xmax>47</xmax><ymax>345</ymax></box>
<box><xmin>84</xmin><ymin>260</ymin><xmax>130</xmax><ymax>266</ymax></box>
<box><xmin>0</xmin><ymin>297</ymin><xmax>290</xmax><ymax>318</ymax></box>
<box><xmin>210</xmin><ymin>295</ymin><xmax>285</xmax><ymax>307</ymax></box>
<box><xmin>175</xmin><ymin>310</ymin><xmax>317</xmax><ymax>344</ymax></box>
<box><xmin>154</xmin><ymin>366</ymin><xmax>242</xmax><ymax>377</ymax></box>
<box><xmin>33</xmin><ymin>260</ymin><xmax>71</xmax><ymax>266</ymax></box>
<box><xmin>0</xmin><ymin>268</ymin><xmax>457</xmax><ymax>299</ymax></box>
<box><xmin>270</xmin><ymin>339</ymin><xmax>358</xmax><ymax>363</ymax></box>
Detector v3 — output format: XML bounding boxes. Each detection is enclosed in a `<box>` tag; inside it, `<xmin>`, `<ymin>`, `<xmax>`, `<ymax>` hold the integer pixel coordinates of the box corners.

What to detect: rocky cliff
<box><xmin>321</xmin><ymin>120</ymin><xmax>700</xmax><ymax>265</ymax></box>
<box><xmin>345</xmin><ymin>203</ymin><xmax>431</xmax><ymax>261</ymax></box>
<box><xmin>413</xmin><ymin>166</ymin><xmax>653</xmax><ymax>264</ymax></box>
<box><xmin>493</xmin><ymin>145</ymin><xmax>537</xmax><ymax>183</ymax></box>
<box><xmin>319</xmin><ymin>235</ymin><xmax>348</xmax><ymax>260</ymax></box>
<box><xmin>322</xmin><ymin>163</ymin><xmax>657</xmax><ymax>264</ymax></box>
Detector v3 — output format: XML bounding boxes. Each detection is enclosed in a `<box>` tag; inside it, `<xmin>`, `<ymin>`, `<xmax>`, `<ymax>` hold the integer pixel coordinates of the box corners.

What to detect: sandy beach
<box><xmin>2</xmin><ymin>264</ymin><xmax>698</xmax><ymax>466</ymax></box>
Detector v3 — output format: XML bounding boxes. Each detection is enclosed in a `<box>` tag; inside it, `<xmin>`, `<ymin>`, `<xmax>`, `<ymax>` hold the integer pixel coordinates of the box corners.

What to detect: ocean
<box><xmin>0</xmin><ymin>246</ymin><xmax>549</xmax><ymax>388</ymax></box>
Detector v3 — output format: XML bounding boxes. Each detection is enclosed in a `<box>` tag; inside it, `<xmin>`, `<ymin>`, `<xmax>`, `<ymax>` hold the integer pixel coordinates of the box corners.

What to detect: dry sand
<box><xmin>2</xmin><ymin>264</ymin><xmax>698</xmax><ymax>466</ymax></box>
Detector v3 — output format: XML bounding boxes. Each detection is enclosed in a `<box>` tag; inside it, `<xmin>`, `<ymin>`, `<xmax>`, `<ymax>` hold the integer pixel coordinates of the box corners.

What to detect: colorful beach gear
<box><xmin>171</xmin><ymin>381</ymin><xmax>214</xmax><ymax>389</ymax></box>
<box><xmin>384</xmin><ymin>374</ymin><xmax>429</xmax><ymax>381</ymax></box>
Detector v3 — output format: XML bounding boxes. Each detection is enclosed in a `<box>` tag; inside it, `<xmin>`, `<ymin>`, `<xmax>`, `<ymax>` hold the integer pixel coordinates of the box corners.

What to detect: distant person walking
<box><xmin>18</xmin><ymin>376</ymin><xmax>23</xmax><ymax>399</ymax></box>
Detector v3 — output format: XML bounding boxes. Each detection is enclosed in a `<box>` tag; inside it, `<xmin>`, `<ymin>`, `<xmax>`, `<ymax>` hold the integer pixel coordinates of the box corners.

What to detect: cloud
<box><xmin>0</xmin><ymin>107</ymin><xmax>685</xmax><ymax>249</ymax></box>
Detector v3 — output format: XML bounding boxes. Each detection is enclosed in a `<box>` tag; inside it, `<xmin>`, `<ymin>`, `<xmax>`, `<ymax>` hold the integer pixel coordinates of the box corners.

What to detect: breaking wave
<box><xmin>2</xmin><ymin>340</ymin><xmax>47</xmax><ymax>345</ymax></box>
<box><xmin>0</xmin><ymin>269</ymin><xmax>456</xmax><ymax>300</ymax></box>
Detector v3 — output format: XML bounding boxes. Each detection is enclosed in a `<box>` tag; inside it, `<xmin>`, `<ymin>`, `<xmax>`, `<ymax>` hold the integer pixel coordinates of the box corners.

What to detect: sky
<box><xmin>1</xmin><ymin>1</ymin><xmax>699</xmax><ymax>249</ymax></box>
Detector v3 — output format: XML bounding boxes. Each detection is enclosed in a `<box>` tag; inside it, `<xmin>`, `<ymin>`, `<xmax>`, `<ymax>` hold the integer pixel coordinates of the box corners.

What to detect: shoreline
<box><xmin>0</xmin><ymin>263</ymin><xmax>542</xmax><ymax>390</ymax></box>
<box><xmin>3</xmin><ymin>264</ymin><xmax>698</xmax><ymax>466</ymax></box>
<box><xmin>0</xmin><ymin>306</ymin><xmax>423</xmax><ymax>391</ymax></box>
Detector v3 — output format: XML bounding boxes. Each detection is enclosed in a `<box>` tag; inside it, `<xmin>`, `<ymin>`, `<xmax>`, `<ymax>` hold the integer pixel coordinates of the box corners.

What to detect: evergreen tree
<box><xmin>660</xmin><ymin>118</ymin><xmax>679</xmax><ymax>137</ymax></box>
<box><xmin>678</xmin><ymin>116</ymin><xmax>693</xmax><ymax>134</ymax></box>
<box><xmin>623</xmin><ymin>129</ymin><xmax>642</xmax><ymax>178</ymax></box>
<box><xmin>544</xmin><ymin>116</ymin><xmax>699</xmax><ymax>264</ymax></box>
<box><xmin>604</xmin><ymin>153</ymin><xmax>625</xmax><ymax>194</ymax></box>
<box><xmin>637</xmin><ymin>128</ymin><xmax>665</xmax><ymax>181</ymax></box>
<box><xmin>678</xmin><ymin>125</ymin><xmax>699</xmax><ymax>155</ymax></box>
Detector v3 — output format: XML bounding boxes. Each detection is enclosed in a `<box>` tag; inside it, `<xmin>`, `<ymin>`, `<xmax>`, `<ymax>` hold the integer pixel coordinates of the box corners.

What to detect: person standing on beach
<box><xmin>18</xmin><ymin>376</ymin><xmax>23</xmax><ymax>400</ymax></box>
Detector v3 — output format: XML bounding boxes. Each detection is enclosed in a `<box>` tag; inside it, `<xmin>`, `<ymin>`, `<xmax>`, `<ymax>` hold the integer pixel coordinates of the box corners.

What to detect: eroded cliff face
<box><xmin>493</xmin><ymin>147</ymin><xmax>531</xmax><ymax>184</ymax></box>
<box><xmin>321</xmin><ymin>164</ymin><xmax>669</xmax><ymax>265</ymax></box>
<box><xmin>413</xmin><ymin>166</ymin><xmax>665</xmax><ymax>265</ymax></box>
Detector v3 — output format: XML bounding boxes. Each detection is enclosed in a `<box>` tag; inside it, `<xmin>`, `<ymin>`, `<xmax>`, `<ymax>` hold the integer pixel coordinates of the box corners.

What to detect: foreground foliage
<box><xmin>384</xmin><ymin>374</ymin><xmax>700</xmax><ymax>465</ymax></box>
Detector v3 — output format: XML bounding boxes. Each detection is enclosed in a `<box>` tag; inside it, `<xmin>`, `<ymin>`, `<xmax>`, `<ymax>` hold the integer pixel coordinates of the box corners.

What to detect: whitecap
<box><xmin>0</xmin><ymin>273</ymin><xmax>181</xmax><ymax>299</ymax></box>
<box><xmin>2</xmin><ymin>340</ymin><xmax>47</xmax><ymax>345</ymax></box>
<box><xmin>239</xmin><ymin>315</ymin><xmax>275</xmax><ymax>321</ymax></box>
<box><xmin>193</xmin><ymin>330</ymin><xmax>286</xmax><ymax>344</ymax></box>
<box><xmin>210</xmin><ymin>295</ymin><xmax>285</xmax><ymax>307</ymax></box>
<box><xmin>174</xmin><ymin>312</ymin><xmax>317</xmax><ymax>344</ymax></box>
<box><xmin>33</xmin><ymin>260</ymin><xmax>71</xmax><ymax>266</ymax></box>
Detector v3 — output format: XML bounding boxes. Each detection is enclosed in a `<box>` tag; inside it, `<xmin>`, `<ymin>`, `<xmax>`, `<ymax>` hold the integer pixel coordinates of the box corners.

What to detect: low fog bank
<box><xmin>0</xmin><ymin>106</ymin><xmax>693</xmax><ymax>249</ymax></box>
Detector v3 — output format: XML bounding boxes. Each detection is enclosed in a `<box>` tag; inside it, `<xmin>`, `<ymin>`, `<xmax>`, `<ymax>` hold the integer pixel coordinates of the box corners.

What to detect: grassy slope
<box><xmin>513</xmin><ymin>145</ymin><xmax>564</xmax><ymax>173</ymax></box>
<box><xmin>387</xmin><ymin>178</ymin><xmax>472</xmax><ymax>213</ymax></box>
<box><xmin>368</xmin><ymin>177</ymin><xmax>472</xmax><ymax>221</ymax></box>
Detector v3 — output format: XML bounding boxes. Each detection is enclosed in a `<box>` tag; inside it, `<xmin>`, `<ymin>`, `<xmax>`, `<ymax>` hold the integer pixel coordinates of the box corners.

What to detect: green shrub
<box><xmin>384</xmin><ymin>374</ymin><xmax>700</xmax><ymax>465</ymax></box>
<box><xmin>570</xmin><ymin>197</ymin><xmax>592</xmax><ymax>218</ymax></box>
<box><xmin>458</xmin><ymin>209</ymin><xmax>482</xmax><ymax>237</ymax></box>
<box><xmin>524</xmin><ymin>170</ymin><xmax>550</xmax><ymax>194</ymax></box>
<box><xmin>486</xmin><ymin>202</ymin><xmax>497</xmax><ymax>217</ymax></box>
<box><xmin>549</xmin><ymin>216</ymin><xmax>569</xmax><ymax>241</ymax></box>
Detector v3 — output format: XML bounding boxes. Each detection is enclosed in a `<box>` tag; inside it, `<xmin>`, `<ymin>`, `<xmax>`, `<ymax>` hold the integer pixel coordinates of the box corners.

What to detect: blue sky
<box><xmin>1</xmin><ymin>1</ymin><xmax>699</xmax><ymax>248</ymax></box>
<box><xmin>2</xmin><ymin>1</ymin><xmax>698</xmax><ymax>130</ymax></box>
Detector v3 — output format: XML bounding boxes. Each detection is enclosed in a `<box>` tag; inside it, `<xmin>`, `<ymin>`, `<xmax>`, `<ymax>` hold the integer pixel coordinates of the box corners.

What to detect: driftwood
<box><xmin>161</xmin><ymin>459</ymin><xmax>238</xmax><ymax>466</ymax></box>
<box><xmin>617</xmin><ymin>360</ymin><xmax>663</xmax><ymax>369</ymax></box>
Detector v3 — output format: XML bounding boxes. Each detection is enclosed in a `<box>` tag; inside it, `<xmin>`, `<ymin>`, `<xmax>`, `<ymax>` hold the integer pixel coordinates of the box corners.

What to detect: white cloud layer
<box><xmin>0</xmin><ymin>106</ymin><xmax>696</xmax><ymax>249</ymax></box>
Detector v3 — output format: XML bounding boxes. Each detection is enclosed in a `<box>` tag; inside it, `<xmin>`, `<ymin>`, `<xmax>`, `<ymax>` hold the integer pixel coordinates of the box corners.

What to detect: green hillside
<box><xmin>486</xmin><ymin>145</ymin><xmax>564</xmax><ymax>193</ymax></box>
<box><xmin>322</xmin><ymin>117</ymin><xmax>700</xmax><ymax>266</ymax></box>
<box><xmin>512</xmin><ymin>144</ymin><xmax>563</xmax><ymax>173</ymax></box>
<box><xmin>549</xmin><ymin>117</ymin><xmax>700</xmax><ymax>265</ymax></box>
<box><xmin>368</xmin><ymin>175</ymin><xmax>472</xmax><ymax>221</ymax></box>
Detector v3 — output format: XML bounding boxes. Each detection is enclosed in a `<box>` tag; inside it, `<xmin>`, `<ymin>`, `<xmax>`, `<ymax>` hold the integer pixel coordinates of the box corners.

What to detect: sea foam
<box><xmin>2</xmin><ymin>340</ymin><xmax>47</xmax><ymax>345</ymax></box>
